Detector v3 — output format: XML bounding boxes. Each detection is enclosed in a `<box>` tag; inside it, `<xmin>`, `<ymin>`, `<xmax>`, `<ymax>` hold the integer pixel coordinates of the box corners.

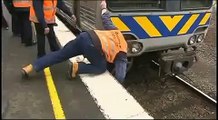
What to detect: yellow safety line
<box><xmin>44</xmin><ymin>67</ymin><xmax>66</xmax><ymax>119</ymax></box>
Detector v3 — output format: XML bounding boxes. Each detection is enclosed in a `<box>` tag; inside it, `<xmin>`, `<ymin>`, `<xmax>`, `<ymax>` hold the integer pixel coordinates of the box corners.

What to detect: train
<box><xmin>56</xmin><ymin>0</ymin><xmax>213</xmax><ymax>79</ymax></box>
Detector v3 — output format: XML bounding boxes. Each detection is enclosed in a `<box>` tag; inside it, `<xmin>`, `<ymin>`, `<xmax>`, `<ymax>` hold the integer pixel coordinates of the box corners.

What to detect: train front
<box><xmin>107</xmin><ymin>0</ymin><xmax>213</xmax><ymax>76</ymax></box>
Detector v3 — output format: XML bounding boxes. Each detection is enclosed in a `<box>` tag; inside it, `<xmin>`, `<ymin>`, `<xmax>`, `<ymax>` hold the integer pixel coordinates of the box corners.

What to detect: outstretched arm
<box><xmin>100</xmin><ymin>0</ymin><xmax>118</xmax><ymax>30</ymax></box>
<box><xmin>114</xmin><ymin>52</ymin><xmax>127</xmax><ymax>83</ymax></box>
<box><xmin>57</xmin><ymin>0</ymin><xmax>76</xmax><ymax>21</ymax></box>
<box><xmin>57</xmin><ymin>0</ymin><xmax>72</xmax><ymax>16</ymax></box>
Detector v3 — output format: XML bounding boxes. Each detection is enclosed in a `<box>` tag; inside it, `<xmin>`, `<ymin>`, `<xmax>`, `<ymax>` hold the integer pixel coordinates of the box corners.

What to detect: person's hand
<box><xmin>71</xmin><ymin>15</ymin><xmax>77</xmax><ymax>22</ymax></box>
<box><xmin>44</xmin><ymin>27</ymin><xmax>50</xmax><ymax>34</ymax></box>
<box><xmin>100</xmin><ymin>0</ymin><xmax>107</xmax><ymax>10</ymax></box>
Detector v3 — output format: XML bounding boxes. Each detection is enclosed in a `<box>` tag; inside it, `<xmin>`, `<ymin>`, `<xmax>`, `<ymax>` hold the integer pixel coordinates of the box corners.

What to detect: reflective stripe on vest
<box><xmin>94</xmin><ymin>30</ymin><xmax>127</xmax><ymax>63</ymax></box>
<box><xmin>29</xmin><ymin>0</ymin><xmax>57</xmax><ymax>24</ymax></box>
<box><xmin>13</xmin><ymin>0</ymin><xmax>31</xmax><ymax>8</ymax></box>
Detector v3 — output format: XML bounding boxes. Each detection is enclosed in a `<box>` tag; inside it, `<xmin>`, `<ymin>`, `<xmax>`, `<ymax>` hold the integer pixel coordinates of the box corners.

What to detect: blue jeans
<box><xmin>33</xmin><ymin>32</ymin><xmax>107</xmax><ymax>74</ymax></box>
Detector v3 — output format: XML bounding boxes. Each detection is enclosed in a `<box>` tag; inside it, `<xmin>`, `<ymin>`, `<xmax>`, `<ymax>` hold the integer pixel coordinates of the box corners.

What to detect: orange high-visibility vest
<box><xmin>94</xmin><ymin>30</ymin><xmax>127</xmax><ymax>63</ymax></box>
<box><xmin>13</xmin><ymin>0</ymin><xmax>31</xmax><ymax>8</ymax></box>
<box><xmin>29</xmin><ymin>0</ymin><xmax>57</xmax><ymax>24</ymax></box>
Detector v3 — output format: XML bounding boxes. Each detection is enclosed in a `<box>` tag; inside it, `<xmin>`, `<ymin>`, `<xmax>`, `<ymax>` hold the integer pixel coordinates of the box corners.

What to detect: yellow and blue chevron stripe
<box><xmin>111</xmin><ymin>12</ymin><xmax>211</xmax><ymax>39</ymax></box>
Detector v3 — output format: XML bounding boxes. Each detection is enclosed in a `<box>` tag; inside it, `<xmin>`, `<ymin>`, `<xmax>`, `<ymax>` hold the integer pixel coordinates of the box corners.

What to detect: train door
<box><xmin>74</xmin><ymin>0</ymin><xmax>104</xmax><ymax>31</ymax></box>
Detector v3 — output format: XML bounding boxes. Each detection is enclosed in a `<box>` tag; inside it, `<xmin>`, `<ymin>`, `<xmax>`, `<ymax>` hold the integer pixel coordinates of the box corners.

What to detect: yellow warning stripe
<box><xmin>44</xmin><ymin>67</ymin><xmax>66</xmax><ymax>119</ymax></box>
<box><xmin>160</xmin><ymin>15</ymin><xmax>184</xmax><ymax>31</ymax></box>
<box><xmin>111</xmin><ymin>17</ymin><xmax>130</xmax><ymax>31</ymax></box>
<box><xmin>199</xmin><ymin>13</ymin><xmax>211</xmax><ymax>25</ymax></box>
<box><xmin>178</xmin><ymin>14</ymin><xmax>200</xmax><ymax>35</ymax></box>
<box><xmin>134</xmin><ymin>16</ymin><xmax>162</xmax><ymax>37</ymax></box>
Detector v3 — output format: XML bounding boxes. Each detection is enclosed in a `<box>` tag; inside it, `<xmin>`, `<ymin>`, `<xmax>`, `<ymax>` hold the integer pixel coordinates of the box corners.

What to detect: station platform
<box><xmin>2</xmin><ymin>4</ymin><xmax>153</xmax><ymax>119</ymax></box>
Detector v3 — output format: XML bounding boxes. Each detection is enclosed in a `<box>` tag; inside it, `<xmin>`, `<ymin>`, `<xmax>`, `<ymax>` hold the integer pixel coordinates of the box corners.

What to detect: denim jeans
<box><xmin>33</xmin><ymin>32</ymin><xmax>107</xmax><ymax>74</ymax></box>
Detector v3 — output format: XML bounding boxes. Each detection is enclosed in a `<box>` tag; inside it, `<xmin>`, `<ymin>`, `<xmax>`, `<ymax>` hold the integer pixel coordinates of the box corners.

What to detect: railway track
<box><xmin>174</xmin><ymin>74</ymin><xmax>217</xmax><ymax>104</ymax></box>
<box><xmin>123</xmin><ymin>59</ymin><xmax>216</xmax><ymax>118</ymax></box>
<box><xmin>151</xmin><ymin>60</ymin><xmax>217</xmax><ymax>105</ymax></box>
<box><xmin>56</xmin><ymin>11</ymin><xmax>216</xmax><ymax>119</ymax></box>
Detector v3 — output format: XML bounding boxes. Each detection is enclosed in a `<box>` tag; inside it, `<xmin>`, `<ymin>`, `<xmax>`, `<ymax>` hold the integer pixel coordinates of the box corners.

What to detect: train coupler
<box><xmin>158</xmin><ymin>50</ymin><xmax>197</xmax><ymax>79</ymax></box>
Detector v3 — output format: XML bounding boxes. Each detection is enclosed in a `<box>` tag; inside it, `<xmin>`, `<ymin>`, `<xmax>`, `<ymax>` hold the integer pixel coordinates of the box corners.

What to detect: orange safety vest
<box><xmin>29</xmin><ymin>0</ymin><xmax>57</xmax><ymax>24</ymax></box>
<box><xmin>13</xmin><ymin>0</ymin><xmax>31</xmax><ymax>8</ymax></box>
<box><xmin>94</xmin><ymin>30</ymin><xmax>127</xmax><ymax>63</ymax></box>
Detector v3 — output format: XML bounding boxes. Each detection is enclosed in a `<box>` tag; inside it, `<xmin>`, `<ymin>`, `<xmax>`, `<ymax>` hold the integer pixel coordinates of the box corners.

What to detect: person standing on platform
<box><xmin>3</xmin><ymin>0</ymin><xmax>21</xmax><ymax>36</ymax></box>
<box><xmin>2</xmin><ymin>16</ymin><xmax>9</xmax><ymax>30</ymax></box>
<box><xmin>12</xmin><ymin>0</ymin><xmax>35</xmax><ymax>46</ymax></box>
<box><xmin>2</xmin><ymin>4</ymin><xmax>9</xmax><ymax>30</ymax></box>
<box><xmin>29</xmin><ymin>0</ymin><xmax>76</xmax><ymax>58</ymax></box>
<box><xmin>21</xmin><ymin>0</ymin><xmax>128</xmax><ymax>83</ymax></box>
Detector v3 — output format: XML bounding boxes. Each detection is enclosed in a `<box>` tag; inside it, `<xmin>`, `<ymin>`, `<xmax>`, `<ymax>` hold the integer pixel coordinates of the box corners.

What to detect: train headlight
<box><xmin>197</xmin><ymin>34</ymin><xmax>204</xmax><ymax>43</ymax></box>
<box><xmin>188</xmin><ymin>35</ymin><xmax>196</xmax><ymax>45</ymax></box>
<box><xmin>131</xmin><ymin>42</ymin><xmax>142</xmax><ymax>54</ymax></box>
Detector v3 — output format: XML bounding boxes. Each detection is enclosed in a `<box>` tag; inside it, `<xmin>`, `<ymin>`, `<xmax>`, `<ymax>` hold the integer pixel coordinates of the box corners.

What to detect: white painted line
<box><xmin>54</xmin><ymin>16</ymin><xmax>153</xmax><ymax>119</ymax></box>
<box><xmin>53</xmin><ymin>18</ymin><xmax>76</xmax><ymax>45</ymax></box>
<box><xmin>80</xmin><ymin>73</ymin><xmax>153</xmax><ymax>119</ymax></box>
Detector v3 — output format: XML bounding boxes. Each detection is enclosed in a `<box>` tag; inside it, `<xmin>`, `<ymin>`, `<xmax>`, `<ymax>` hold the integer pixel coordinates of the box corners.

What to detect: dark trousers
<box><xmin>2</xmin><ymin>4</ymin><xmax>8</xmax><ymax>29</ymax></box>
<box><xmin>33</xmin><ymin>32</ymin><xmax>107</xmax><ymax>74</ymax></box>
<box><xmin>2</xmin><ymin>15</ymin><xmax>8</xmax><ymax>28</ymax></box>
<box><xmin>12</xmin><ymin>12</ymin><xmax>21</xmax><ymax>35</ymax></box>
<box><xmin>16</xmin><ymin>11</ymin><xmax>33</xmax><ymax>45</ymax></box>
<box><xmin>34</xmin><ymin>23</ymin><xmax>60</xmax><ymax>58</ymax></box>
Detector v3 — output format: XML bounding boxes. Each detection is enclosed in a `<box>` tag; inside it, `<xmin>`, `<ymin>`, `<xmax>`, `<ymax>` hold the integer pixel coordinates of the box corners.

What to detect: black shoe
<box><xmin>32</xmin><ymin>42</ymin><xmax>37</xmax><ymax>45</ymax></box>
<box><xmin>32</xmin><ymin>41</ymin><xmax>37</xmax><ymax>44</ymax></box>
<box><xmin>25</xmin><ymin>43</ymin><xmax>32</xmax><ymax>46</ymax></box>
<box><xmin>21</xmin><ymin>69</ymin><xmax>29</xmax><ymax>79</ymax></box>
<box><xmin>25</xmin><ymin>42</ymin><xmax>36</xmax><ymax>46</ymax></box>
<box><xmin>2</xmin><ymin>26</ymin><xmax>9</xmax><ymax>30</ymax></box>
<box><xmin>13</xmin><ymin>33</ymin><xmax>21</xmax><ymax>37</ymax></box>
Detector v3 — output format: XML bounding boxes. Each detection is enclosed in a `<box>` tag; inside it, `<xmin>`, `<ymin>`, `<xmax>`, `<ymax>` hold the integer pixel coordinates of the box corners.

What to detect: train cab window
<box><xmin>181</xmin><ymin>0</ymin><xmax>212</xmax><ymax>10</ymax></box>
<box><xmin>107</xmin><ymin>0</ymin><xmax>166</xmax><ymax>12</ymax></box>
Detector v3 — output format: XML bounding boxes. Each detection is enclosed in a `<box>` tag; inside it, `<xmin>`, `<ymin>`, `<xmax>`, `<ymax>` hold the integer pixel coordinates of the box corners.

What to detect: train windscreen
<box><xmin>181</xmin><ymin>0</ymin><xmax>213</xmax><ymax>10</ymax></box>
<box><xmin>107</xmin><ymin>0</ymin><xmax>166</xmax><ymax>11</ymax></box>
